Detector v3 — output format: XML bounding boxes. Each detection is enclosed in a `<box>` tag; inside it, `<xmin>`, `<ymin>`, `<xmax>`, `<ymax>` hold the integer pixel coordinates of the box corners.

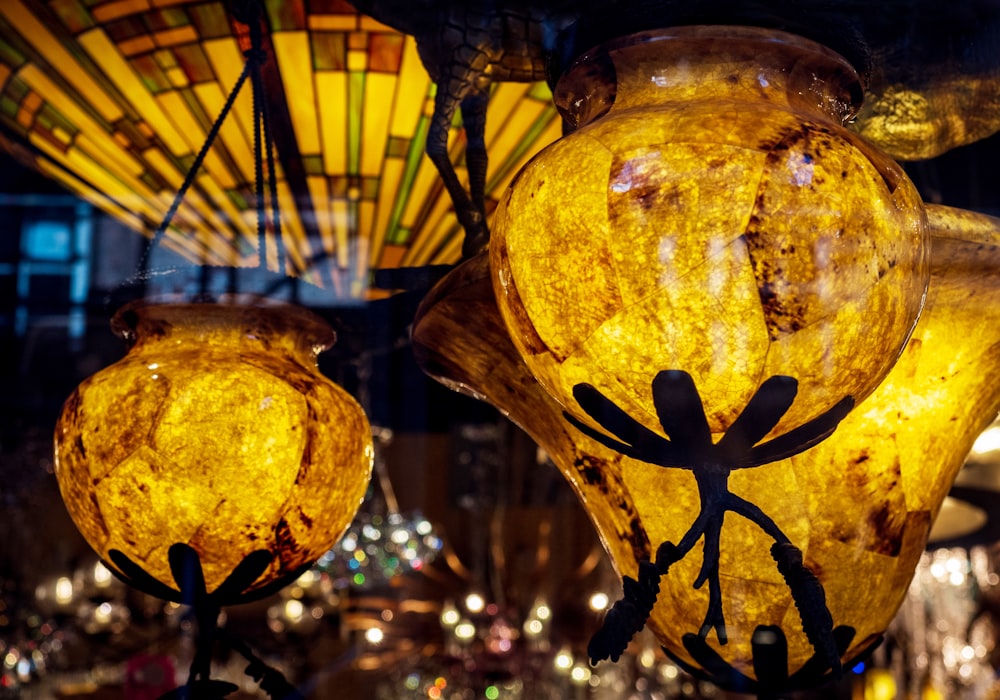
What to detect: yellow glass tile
<box><xmin>307</xmin><ymin>15</ymin><xmax>359</xmax><ymax>31</ymax></box>
<box><xmin>271</xmin><ymin>32</ymin><xmax>320</xmax><ymax>156</ymax></box>
<box><xmin>357</xmin><ymin>199</ymin><xmax>375</xmax><ymax>271</ymax></box>
<box><xmin>38</xmin><ymin>157</ymin><xmax>145</xmax><ymax>232</ymax></box>
<box><xmin>78</xmin><ymin>28</ymin><xmax>188</xmax><ymax>156</ymax></box>
<box><xmin>142</xmin><ymin>147</ymin><xmax>231</xmax><ymax>237</ymax></box>
<box><xmin>196</xmin><ymin>174</ymin><xmax>254</xmax><ymax>241</ymax></box>
<box><xmin>332</xmin><ymin>198</ymin><xmax>348</xmax><ymax>268</ymax></box>
<box><xmin>92</xmin><ymin>0</ymin><xmax>151</xmax><ymax>23</ymax></box>
<box><xmin>52</xmin><ymin>126</ymin><xmax>72</xmax><ymax>145</ymax></box>
<box><xmin>347</xmin><ymin>49</ymin><xmax>367</xmax><ymax>73</ymax></box>
<box><xmin>306</xmin><ymin>175</ymin><xmax>335</xmax><ymax>255</ymax></box>
<box><xmin>370</xmin><ymin>157</ymin><xmax>404</xmax><ymax>266</ymax></box>
<box><xmin>361</xmin><ymin>72</ymin><xmax>393</xmax><ymax>175</ymax></box>
<box><xmin>389</xmin><ymin>40</ymin><xmax>426</xmax><ymax>135</ymax></box>
<box><xmin>165</xmin><ymin>66</ymin><xmax>188</xmax><ymax>88</ymax></box>
<box><xmin>192</xmin><ymin>81</ymin><xmax>254</xmax><ymax>184</ymax></box>
<box><xmin>489</xmin><ymin>118</ymin><xmax>561</xmax><ymax>195</ymax></box>
<box><xmin>118</xmin><ymin>35</ymin><xmax>157</xmax><ymax>57</ymax></box>
<box><xmin>276</xmin><ymin>179</ymin><xmax>310</xmax><ymax>274</ymax></box>
<box><xmin>399</xmin><ymin>156</ymin><xmax>444</xmax><ymax>232</ymax></box>
<box><xmin>153</xmin><ymin>91</ymin><xmax>236</xmax><ymax>189</ymax></box>
<box><xmin>1</xmin><ymin>0</ymin><xmax>123</xmax><ymax>122</ymax></box>
<box><xmin>73</xmin><ymin>132</ymin><xmax>150</xmax><ymax>197</ymax></box>
<box><xmin>154</xmin><ymin>49</ymin><xmax>177</xmax><ymax>69</ymax></box>
<box><xmin>201</xmin><ymin>38</ymin><xmax>256</xmax><ymax>152</ymax></box>
<box><xmin>429</xmin><ymin>225</ymin><xmax>462</xmax><ymax>265</ymax></box>
<box><xmin>153</xmin><ymin>26</ymin><xmax>199</xmax><ymax>49</ymax></box>
<box><xmin>31</xmin><ymin>133</ymin><xmax>152</xmax><ymax>221</ymax></box>
<box><xmin>315</xmin><ymin>71</ymin><xmax>347</xmax><ymax>175</ymax></box>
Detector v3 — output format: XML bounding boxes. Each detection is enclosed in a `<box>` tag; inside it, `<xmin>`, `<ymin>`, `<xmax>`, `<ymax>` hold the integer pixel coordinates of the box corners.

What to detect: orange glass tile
<box><xmin>308</xmin><ymin>15</ymin><xmax>358</xmax><ymax>32</ymax></box>
<box><xmin>1</xmin><ymin>0</ymin><xmax>123</xmax><ymax>122</ymax></box>
<box><xmin>152</xmin><ymin>25</ymin><xmax>198</xmax><ymax>48</ymax></box>
<box><xmin>92</xmin><ymin>0</ymin><xmax>152</xmax><ymax>24</ymax></box>
<box><xmin>118</xmin><ymin>34</ymin><xmax>156</xmax><ymax>57</ymax></box>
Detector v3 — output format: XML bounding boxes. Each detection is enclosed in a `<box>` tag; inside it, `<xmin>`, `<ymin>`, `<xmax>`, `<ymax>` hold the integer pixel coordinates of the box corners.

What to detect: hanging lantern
<box><xmin>414</xmin><ymin>198</ymin><xmax>1000</xmax><ymax>691</ymax></box>
<box><xmin>491</xmin><ymin>26</ymin><xmax>928</xmax><ymax>441</ymax></box>
<box><xmin>54</xmin><ymin>300</ymin><xmax>374</xmax><ymax>600</ymax></box>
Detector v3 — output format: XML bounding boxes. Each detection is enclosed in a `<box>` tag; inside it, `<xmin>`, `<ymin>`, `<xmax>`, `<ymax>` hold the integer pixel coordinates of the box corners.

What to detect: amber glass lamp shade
<box><xmin>491</xmin><ymin>26</ymin><xmax>928</xmax><ymax>440</ymax></box>
<box><xmin>415</xmin><ymin>202</ymin><xmax>1000</xmax><ymax>688</ymax></box>
<box><xmin>54</xmin><ymin>301</ymin><xmax>373</xmax><ymax>600</ymax></box>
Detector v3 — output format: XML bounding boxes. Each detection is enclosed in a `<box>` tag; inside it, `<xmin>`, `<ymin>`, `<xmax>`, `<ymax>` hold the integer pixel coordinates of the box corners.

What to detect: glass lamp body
<box><xmin>54</xmin><ymin>302</ymin><xmax>374</xmax><ymax>597</ymax></box>
<box><xmin>491</xmin><ymin>26</ymin><xmax>929</xmax><ymax>439</ymax></box>
<box><xmin>415</xmin><ymin>203</ymin><xmax>1000</xmax><ymax>684</ymax></box>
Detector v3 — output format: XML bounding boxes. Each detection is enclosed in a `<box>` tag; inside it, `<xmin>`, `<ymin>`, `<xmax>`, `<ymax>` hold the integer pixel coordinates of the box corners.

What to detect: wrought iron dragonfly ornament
<box><xmin>564</xmin><ymin>370</ymin><xmax>855</xmax><ymax>678</ymax></box>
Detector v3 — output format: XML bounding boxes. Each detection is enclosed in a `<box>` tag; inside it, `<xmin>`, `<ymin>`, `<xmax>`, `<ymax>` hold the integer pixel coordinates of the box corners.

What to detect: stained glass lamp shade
<box><xmin>0</xmin><ymin>0</ymin><xmax>560</xmax><ymax>294</ymax></box>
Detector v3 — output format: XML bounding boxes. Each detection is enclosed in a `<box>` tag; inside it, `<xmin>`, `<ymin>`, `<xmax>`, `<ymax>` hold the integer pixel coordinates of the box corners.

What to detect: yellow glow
<box><xmin>464</xmin><ymin>593</ymin><xmax>485</xmax><ymax>613</ymax></box>
<box><xmin>54</xmin><ymin>302</ymin><xmax>374</xmax><ymax>596</ymax></box>
<box><xmin>54</xmin><ymin>577</ymin><xmax>73</xmax><ymax>605</ymax></box>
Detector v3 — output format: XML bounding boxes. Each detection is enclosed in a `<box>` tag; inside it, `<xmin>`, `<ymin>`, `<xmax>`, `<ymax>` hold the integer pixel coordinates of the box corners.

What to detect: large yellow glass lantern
<box><xmin>414</xmin><ymin>203</ymin><xmax>1000</xmax><ymax>691</ymax></box>
<box><xmin>54</xmin><ymin>300</ymin><xmax>374</xmax><ymax>601</ymax></box>
<box><xmin>414</xmin><ymin>24</ymin><xmax>1000</xmax><ymax>695</ymax></box>
<box><xmin>492</xmin><ymin>26</ymin><xmax>928</xmax><ymax>440</ymax></box>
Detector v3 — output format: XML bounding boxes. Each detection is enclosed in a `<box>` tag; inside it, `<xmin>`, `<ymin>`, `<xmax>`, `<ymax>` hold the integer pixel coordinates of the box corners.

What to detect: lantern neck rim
<box><xmin>552</xmin><ymin>25</ymin><xmax>863</xmax><ymax>132</ymax></box>
<box><xmin>111</xmin><ymin>299</ymin><xmax>337</xmax><ymax>358</ymax></box>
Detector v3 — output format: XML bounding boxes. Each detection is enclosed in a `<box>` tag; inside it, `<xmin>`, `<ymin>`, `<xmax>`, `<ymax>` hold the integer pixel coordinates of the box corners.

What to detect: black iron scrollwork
<box><xmin>564</xmin><ymin>370</ymin><xmax>854</xmax><ymax>682</ymax></box>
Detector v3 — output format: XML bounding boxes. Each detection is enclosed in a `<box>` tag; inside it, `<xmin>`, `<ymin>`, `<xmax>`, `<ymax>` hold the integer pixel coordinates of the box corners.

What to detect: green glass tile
<box><xmin>5</xmin><ymin>77</ymin><xmax>28</xmax><ymax>103</ymax></box>
<box><xmin>347</xmin><ymin>70</ymin><xmax>364</xmax><ymax>175</ymax></box>
<box><xmin>388</xmin><ymin>226</ymin><xmax>409</xmax><ymax>245</ymax></box>
<box><xmin>265</xmin><ymin>0</ymin><xmax>306</xmax><ymax>32</ymax></box>
<box><xmin>39</xmin><ymin>104</ymin><xmax>78</xmax><ymax>136</ymax></box>
<box><xmin>0</xmin><ymin>95</ymin><xmax>18</xmax><ymax>118</ymax></box>
<box><xmin>49</xmin><ymin>0</ymin><xmax>96</xmax><ymax>34</ymax></box>
<box><xmin>133</xmin><ymin>54</ymin><xmax>172</xmax><ymax>93</ymax></box>
<box><xmin>485</xmin><ymin>106</ymin><xmax>558</xmax><ymax>192</ymax></box>
<box><xmin>148</xmin><ymin>8</ymin><xmax>189</xmax><ymax>31</ymax></box>
<box><xmin>228</xmin><ymin>188</ymin><xmax>249</xmax><ymax>209</ymax></box>
<box><xmin>189</xmin><ymin>3</ymin><xmax>231</xmax><ymax>40</ymax></box>
<box><xmin>301</xmin><ymin>154</ymin><xmax>324</xmax><ymax>176</ymax></box>
<box><xmin>361</xmin><ymin>175</ymin><xmax>378</xmax><ymax>200</ymax></box>
<box><xmin>311</xmin><ymin>32</ymin><xmax>346</xmax><ymax>71</ymax></box>
<box><xmin>528</xmin><ymin>81</ymin><xmax>554</xmax><ymax>102</ymax></box>
<box><xmin>0</xmin><ymin>35</ymin><xmax>27</xmax><ymax>68</ymax></box>
<box><xmin>385</xmin><ymin>135</ymin><xmax>409</xmax><ymax>159</ymax></box>
<box><xmin>384</xmin><ymin>114</ymin><xmax>428</xmax><ymax>241</ymax></box>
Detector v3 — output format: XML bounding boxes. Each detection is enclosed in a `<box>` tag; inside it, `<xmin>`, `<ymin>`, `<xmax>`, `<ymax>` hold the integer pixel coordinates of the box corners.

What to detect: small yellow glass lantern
<box><xmin>54</xmin><ymin>300</ymin><xmax>374</xmax><ymax>601</ymax></box>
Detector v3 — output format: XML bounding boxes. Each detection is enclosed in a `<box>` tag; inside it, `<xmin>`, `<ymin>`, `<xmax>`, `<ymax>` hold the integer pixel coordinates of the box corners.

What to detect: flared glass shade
<box><xmin>414</xmin><ymin>202</ymin><xmax>1000</xmax><ymax>686</ymax></box>
<box><xmin>491</xmin><ymin>26</ymin><xmax>929</xmax><ymax>440</ymax></box>
<box><xmin>0</xmin><ymin>1</ymin><xmax>560</xmax><ymax>292</ymax></box>
<box><xmin>53</xmin><ymin>301</ymin><xmax>374</xmax><ymax>598</ymax></box>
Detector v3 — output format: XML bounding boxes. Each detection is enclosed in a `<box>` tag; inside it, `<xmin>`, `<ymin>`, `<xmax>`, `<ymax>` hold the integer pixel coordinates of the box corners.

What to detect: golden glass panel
<box><xmin>0</xmin><ymin>1</ymin><xmax>560</xmax><ymax>294</ymax></box>
<box><xmin>54</xmin><ymin>301</ymin><xmax>374</xmax><ymax>596</ymax></box>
